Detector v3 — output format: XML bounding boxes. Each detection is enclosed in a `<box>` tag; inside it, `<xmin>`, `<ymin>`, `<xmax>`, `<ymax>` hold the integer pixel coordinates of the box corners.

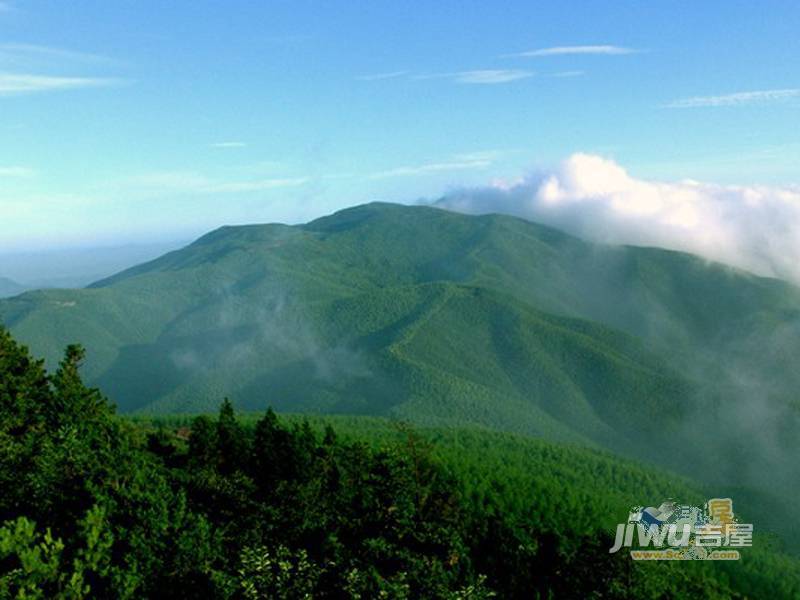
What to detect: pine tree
<box><xmin>217</xmin><ymin>398</ymin><xmax>246</xmax><ymax>475</ymax></box>
<box><xmin>51</xmin><ymin>344</ymin><xmax>111</xmax><ymax>426</ymax></box>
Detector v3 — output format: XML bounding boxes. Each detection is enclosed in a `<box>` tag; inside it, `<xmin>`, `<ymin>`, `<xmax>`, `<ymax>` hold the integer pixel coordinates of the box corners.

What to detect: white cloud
<box><xmin>437</xmin><ymin>153</ymin><xmax>800</xmax><ymax>284</ymax></box>
<box><xmin>0</xmin><ymin>165</ymin><xmax>35</xmax><ymax>177</ymax></box>
<box><xmin>510</xmin><ymin>45</ymin><xmax>636</xmax><ymax>57</ymax></box>
<box><xmin>211</xmin><ymin>141</ymin><xmax>247</xmax><ymax>148</ymax></box>
<box><xmin>369</xmin><ymin>152</ymin><xmax>498</xmax><ymax>179</ymax></box>
<box><xmin>0</xmin><ymin>43</ymin><xmax>114</xmax><ymax>66</ymax></box>
<box><xmin>452</xmin><ymin>69</ymin><xmax>533</xmax><ymax>84</ymax></box>
<box><xmin>370</xmin><ymin>160</ymin><xmax>490</xmax><ymax>179</ymax></box>
<box><xmin>414</xmin><ymin>69</ymin><xmax>533</xmax><ymax>84</ymax></box>
<box><xmin>664</xmin><ymin>89</ymin><xmax>800</xmax><ymax>108</ymax></box>
<box><xmin>0</xmin><ymin>43</ymin><xmax>123</xmax><ymax>96</ymax></box>
<box><xmin>0</xmin><ymin>72</ymin><xmax>124</xmax><ymax>95</ymax></box>
<box><xmin>361</xmin><ymin>69</ymin><xmax>532</xmax><ymax>85</ymax></box>
<box><xmin>355</xmin><ymin>71</ymin><xmax>408</xmax><ymax>81</ymax></box>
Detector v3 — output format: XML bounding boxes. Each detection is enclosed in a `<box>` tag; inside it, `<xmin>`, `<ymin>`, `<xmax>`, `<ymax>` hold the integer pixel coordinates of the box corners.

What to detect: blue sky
<box><xmin>1</xmin><ymin>0</ymin><xmax>799</xmax><ymax>252</ymax></box>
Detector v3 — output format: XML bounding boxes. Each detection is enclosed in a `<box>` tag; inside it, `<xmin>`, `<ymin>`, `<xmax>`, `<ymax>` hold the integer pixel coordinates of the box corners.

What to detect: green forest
<box><xmin>3</xmin><ymin>0</ymin><xmax>798</xmax><ymax>596</ymax></box>
<box><xmin>3</xmin><ymin>327</ymin><xmax>800</xmax><ymax>599</ymax></box>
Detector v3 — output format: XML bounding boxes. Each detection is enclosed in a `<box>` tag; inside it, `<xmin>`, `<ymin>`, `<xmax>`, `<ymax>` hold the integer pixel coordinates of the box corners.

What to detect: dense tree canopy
<box><xmin>0</xmin><ymin>326</ymin><xmax>796</xmax><ymax>598</ymax></box>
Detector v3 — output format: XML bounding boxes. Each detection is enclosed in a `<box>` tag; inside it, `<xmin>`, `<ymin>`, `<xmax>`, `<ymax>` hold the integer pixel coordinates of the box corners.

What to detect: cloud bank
<box><xmin>437</xmin><ymin>153</ymin><xmax>800</xmax><ymax>284</ymax></box>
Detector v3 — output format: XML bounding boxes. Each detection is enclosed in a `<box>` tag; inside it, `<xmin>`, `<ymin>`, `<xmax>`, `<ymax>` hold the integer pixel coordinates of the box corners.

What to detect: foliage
<box><xmin>1</xmin><ymin>327</ymin><xmax>799</xmax><ymax>598</ymax></box>
<box><xmin>238</xmin><ymin>546</ymin><xmax>320</xmax><ymax>600</ymax></box>
<box><xmin>4</xmin><ymin>203</ymin><xmax>800</xmax><ymax>553</ymax></box>
<box><xmin>0</xmin><ymin>505</ymin><xmax>113</xmax><ymax>600</ymax></box>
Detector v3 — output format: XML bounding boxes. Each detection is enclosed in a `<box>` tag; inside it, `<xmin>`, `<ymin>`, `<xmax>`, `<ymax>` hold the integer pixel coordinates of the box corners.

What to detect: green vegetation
<box><xmin>5</xmin><ymin>203</ymin><xmax>800</xmax><ymax>419</ymax></box>
<box><xmin>2</xmin><ymin>202</ymin><xmax>800</xmax><ymax>552</ymax></box>
<box><xmin>3</xmin><ymin>328</ymin><xmax>799</xmax><ymax>598</ymax></box>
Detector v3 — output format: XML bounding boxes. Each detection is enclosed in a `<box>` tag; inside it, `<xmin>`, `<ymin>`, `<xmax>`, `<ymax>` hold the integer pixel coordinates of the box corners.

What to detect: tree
<box><xmin>252</xmin><ymin>408</ymin><xmax>295</xmax><ymax>489</ymax></box>
<box><xmin>216</xmin><ymin>399</ymin><xmax>246</xmax><ymax>475</ymax></box>
<box><xmin>0</xmin><ymin>505</ymin><xmax>112</xmax><ymax>600</ymax></box>
<box><xmin>189</xmin><ymin>415</ymin><xmax>218</xmax><ymax>467</ymax></box>
<box><xmin>51</xmin><ymin>345</ymin><xmax>111</xmax><ymax>426</ymax></box>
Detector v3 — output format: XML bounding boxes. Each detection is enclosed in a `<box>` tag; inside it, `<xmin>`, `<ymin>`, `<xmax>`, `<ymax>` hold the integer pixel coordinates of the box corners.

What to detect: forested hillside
<box><xmin>4</xmin><ymin>203</ymin><xmax>800</xmax><ymax>419</ymax></box>
<box><xmin>3</xmin><ymin>203</ymin><xmax>800</xmax><ymax>554</ymax></box>
<box><xmin>2</xmin><ymin>328</ymin><xmax>798</xmax><ymax>598</ymax></box>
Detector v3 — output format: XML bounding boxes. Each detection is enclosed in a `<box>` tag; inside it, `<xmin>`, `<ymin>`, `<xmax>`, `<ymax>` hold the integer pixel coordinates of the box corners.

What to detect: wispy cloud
<box><xmin>415</xmin><ymin>69</ymin><xmax>533</xmax><ymax>85</ymax></box>
<box><xmin>0</xmin><ymin>43</ymin><xmax>114</xmax><ymax>66</ymax></box>
<box><xmin>361</xmin><ymin>69</ymin><xmax>533</xmax><ymax>85</ymax></box>
<box><xmin>0</xmin><ymin>165</ymin><xmax>34</xmax><ymax>177</ymax></box>
<box><xmin>369</xmin><ymin>151</ymin><xmax>499</xmax><ymax>179</ymax></box>
<box><xmin>211</xmin><ymin>141</ymin><xmax>247</xmax><ymax>148</ymax></box>
<box><xmin>0</xmin><ymin>73</ymin><xmax>124</xmax><ymax>95</ymax></box>
<box><xmin>120</xmin><ymin>171</ymin><xmax>309</xmax><ymax>194</ymax></box>
<box><xmin>453</xmin><ymin>69</ymin><xmax>533</xmax><ymax>84</ymax></box>
<box><xmin>664</xmin><ymin>88</ymin><xmax>800</xmax><ymax>108</ymax></box>
<box><xmin>509</xmin><ymin>45</ymin><xmax>636</xmax><ymax>58</ymax></box>
<box><xmin>370</xmin><ymin>160</ymin><xmax>490</xmax><ymax>179</ymax></box>
<box><xmin>355</xmin><ymin>71</ymin><xmax>408</xmax><ymax>81</ymax></box>
<box><xmin>551</xmin><ymin>70</ymin><xmax>585</xmax><ymax>78</ymax></box>
<box><xmin>0</xmin><ymin>42</ymin><xmax>124</xmax><ymax>97</ymax></box>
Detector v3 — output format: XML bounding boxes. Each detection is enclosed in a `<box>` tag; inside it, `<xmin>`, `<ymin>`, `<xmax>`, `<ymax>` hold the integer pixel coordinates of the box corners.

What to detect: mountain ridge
<box><xmin>2</xmin><ymin>202</ymin><xmax>799</xmax><ymax>493</ymax></box>
<box><xmin>4</xmin><ymin>201</ymin><xmax>800</xmax><ymax>544</ymax></box>
<box><xmin>4</xmin><ymin>202</ymin><xmax>800</xmax><ymax>417</ymax></box>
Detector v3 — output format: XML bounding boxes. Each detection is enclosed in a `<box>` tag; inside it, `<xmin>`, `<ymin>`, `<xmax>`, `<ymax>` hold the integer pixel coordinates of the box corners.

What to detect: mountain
<box><xmin>0</xmin><ymin>276</ymin><xmax>25</xmax><ymax>298</ymax></box>
<box><xmin>2</xmin><ymin>202</ymin><xmax>800</xmax><ymax>524</ymax></box>
<box><xmin>4</xmin><ymin>316</ymin><xmax>798</xmax><ymax>597</ymax></box>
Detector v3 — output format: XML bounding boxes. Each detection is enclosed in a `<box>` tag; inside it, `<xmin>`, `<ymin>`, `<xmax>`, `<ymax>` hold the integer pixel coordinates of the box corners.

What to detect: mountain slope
<box><xmin>5</xmin><ymin>201</ymin><xmax>800</xmax><ymax>547</ymax></box>
<box><xmin>4</xmin><ymin>202</ymin><xmax>799</xmax><ymax>410</ymax></box>
<box><xmin>2</xmin><ymin>203</ymin><xmax>800</xmax><ymax>495</ymax></box>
